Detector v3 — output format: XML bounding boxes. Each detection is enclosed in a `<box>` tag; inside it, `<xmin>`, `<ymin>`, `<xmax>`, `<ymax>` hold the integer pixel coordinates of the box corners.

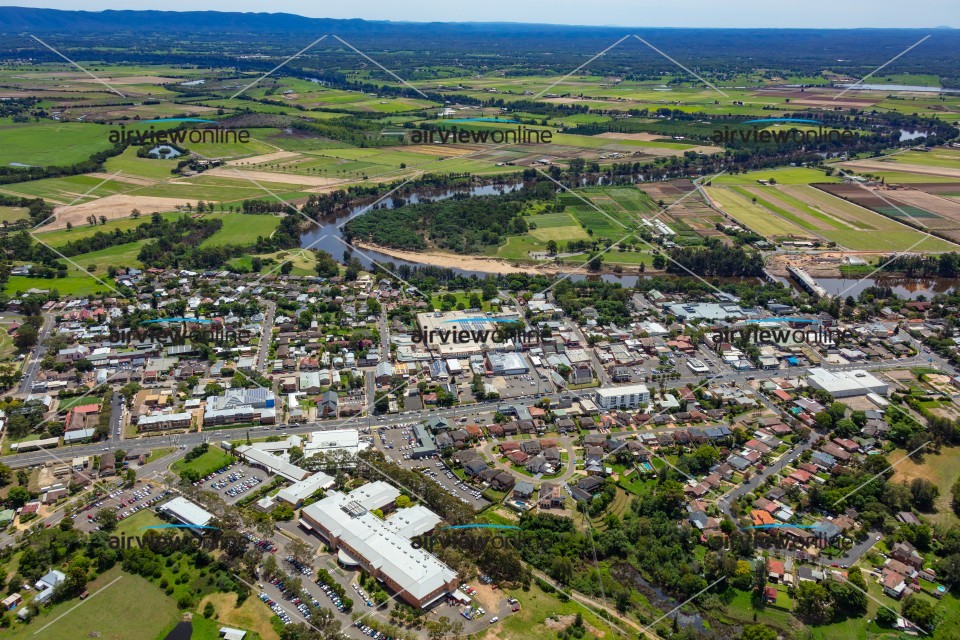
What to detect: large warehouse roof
<box><xmin>161</xmin><ymin>496</ymin><xmax>214</xmax><ymax>528</ymax></box>
<box><xmin>301</xmin><ymin>482</ymin><xmax>454</xmax><ymax>603</ymax></box>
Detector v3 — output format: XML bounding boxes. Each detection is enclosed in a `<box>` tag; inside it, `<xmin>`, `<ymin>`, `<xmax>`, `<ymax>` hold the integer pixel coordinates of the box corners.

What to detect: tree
<box><xmin>901</xmin><ymin>593</ymin><xmax>938</xmax><ymax>631</ymax></box>
<box><xmin>288</xmin><ymin>538</ymin><xmax>313</xmax><ymax>566</ymax></box>
<box><xmin>94</xmin><ymin>507</ymin><xmax>118</xmax><ymax>532</ymax></box>
<box><xmin>396</xmin><ymin>495</ymin><xmax>412</xmax><ymax>508</ymax></box>
<box><xmin>280</xmin><ymin>261</ymin><xmax>293</xmax><ymax>275</ymax></box>
<box><xmin>795</xmin><ymin>581</ymin><xmax>832</xmax><ymax>622</ymax></box>
<box><xmin>0</xmin><ymin>463</ymin><xmax>11</xmax><ymax>487</ymax></box>
<box><xmin>740</xmin><ymin>625</ymin><xmax>777</xmax><ymax>640</ymax></box>
<box><xmin>753</xmin><ymin>556</ymin><xmax>768</xmax><ymax>594</ymax></box>
<box><xmin>876</xmin><ymin>605</ymin><xmax>898</xmax><ymax>627</ymax></box>
<box><xmin>909</xmin><ymin>478</ymin><xmax>939</xmax><ymax>511</ymax></box>
<box><xmin>13</xmin><ymin>324</ymin><xmax>38</xmax><ymax>351</ymax></box>
<box><xmin>124</xmin><ymin>468</ymin><xmax>137</xmax><ymax>487</ymax></box>
<box><xmin>546</xmin><ymin>240</ymin><xmax>558</xmax><ymax>255</ymax></box>
<box><xmin>7</xmin><ymin>486</ymin><xmax>29</xmax><ymax>508</ymax></box>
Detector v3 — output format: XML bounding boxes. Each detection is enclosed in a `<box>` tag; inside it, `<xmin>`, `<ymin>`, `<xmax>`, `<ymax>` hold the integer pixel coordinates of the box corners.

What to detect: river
<box><xmin>299</xmin><ymin>182</ymin><xmax>646</xmax><ymax>283</ymax></box>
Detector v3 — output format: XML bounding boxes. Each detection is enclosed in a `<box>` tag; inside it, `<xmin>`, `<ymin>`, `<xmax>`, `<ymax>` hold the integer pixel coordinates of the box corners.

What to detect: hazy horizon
<box><xmin>4</xmin><ymin>1</ymin><xmax>958</xmax><ymax>29</ymax></box>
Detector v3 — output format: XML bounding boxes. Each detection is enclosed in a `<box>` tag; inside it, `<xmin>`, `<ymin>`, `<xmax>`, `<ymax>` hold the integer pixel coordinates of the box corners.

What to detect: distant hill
<box><xmin>0</xmin><ymin>7</ymin><xmax>593</xmax><ymax>36</ymax></box>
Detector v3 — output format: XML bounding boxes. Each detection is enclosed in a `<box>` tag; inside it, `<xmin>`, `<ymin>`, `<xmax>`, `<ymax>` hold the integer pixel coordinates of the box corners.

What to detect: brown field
<box><xmin>46</xmin><ymin>195</ymin><xmax>193</xmax><ymax>230</ymax></box>
<box><xmin>402</xmin><ymin>144</ymin><xmax>482</xmax><ymax>156</ymax></box>
<box><xmin>888</xmin><ymin>189</ymin><xmax>960</xmax><ymax>220</ymax></box>
<box><xmin>86</xmin><ymin>172</ymin><xmax>157</xmax><ymax>186</ymax></box>
<box><xmin>226</xmin><ymin>151</ymin><xmax>299</xmax><ymax>166</ymax></box>
<box><xmin>205</xmin><ymin>167</ymin><xmax>343</xmax><ymax>187</ymax></box>
<box><xmin>595</xmin><ymin>132</ymin><xmax>663</xmax><ymax>141</ymax></box>
<box><xmin>644</xmin><ymin>180</ymin><xmax>728</xmax><ymax>241</ymax></box>
<box><xmin>840</xmin><ymin>159</ymin><xmax>960</xmax><ymax>179</ymax></box>
<box><xmin>74</xmin><ymin>76</ymin><xmax>181</xmax><ymax>85</ymax></box>
<box><xmin>197</xmin><ymin>592</ymin><xmax>280</xmax><ymax>640</ymax></box>
<box><xmin>791</xmin><ymin>97</ymin><xmax>878</xmax><ymax>108</ymax></box>
<box><xmin>909</xmin><ymin>182</ymin><xmax>960</xmax><ymax>194</ymax></box>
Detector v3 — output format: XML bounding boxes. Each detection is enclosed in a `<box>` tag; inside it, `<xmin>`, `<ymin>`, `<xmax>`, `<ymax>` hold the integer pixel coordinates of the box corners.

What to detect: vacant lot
<box><xmin>891</xmin><ymin>447</ymin><xmax>960</xmax><ymax>527</ymax></box>
<box><xmin>172</xmin><ymin>446</ymin><xmax>235</xmax><ymax>478</ymax></box>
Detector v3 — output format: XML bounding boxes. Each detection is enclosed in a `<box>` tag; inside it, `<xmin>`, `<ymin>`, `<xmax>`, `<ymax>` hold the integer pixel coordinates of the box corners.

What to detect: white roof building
<box><xmin>276</xmin><ymin>472</ymin><xmax>335</xmax><ymax>506</ymax></box>
<box><xmin>300</xmin><ymin>481</ymin><xmax>456</xmax><ymax>608</ymax></box>
<box><xmin>160</xmin><ymin>497</ymin><xmax>214</xmax><ymax>528</ymax></box>
<box><xmin>806</xmin><ymin>368</ymin><xmax>888</xmax><ymax>398</ymax></box>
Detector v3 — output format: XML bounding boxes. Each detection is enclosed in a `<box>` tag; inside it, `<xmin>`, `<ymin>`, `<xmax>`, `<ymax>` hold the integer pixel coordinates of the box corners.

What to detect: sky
<box><xmin>7</xmin><ymin>0</ymin><xmax>959</xmax><ymax>28</ymax></box>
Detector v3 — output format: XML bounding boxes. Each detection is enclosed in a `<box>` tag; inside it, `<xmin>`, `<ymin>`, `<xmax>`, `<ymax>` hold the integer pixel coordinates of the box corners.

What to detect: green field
<box><xmin>70</xmin><ymin>240</ymin><xmax>149</xmax><ymax>272</ymax></box>
<box><xmin>200</xmin><ymin>213</ymin><xmax>281</xmax><ymax>247</ymax></box>
<box><xmin>0</xmin><ymin>122</ymin><xmax>117</xmax><ymax>167</ymax></box>
<box><xmin>713</xmin><ymin>167</ymin><xmax>841</xmax><ymax>186</ymax></box>
<box><xmin>171</xmin><ymin>446</ymin><xmax>235</xmax><ymax>478</ymax></box>
<box><xmin>4</xmin><ymin>274</ymin><xmax>108</xmax><ymax>297</ymax></box>
<box><xmin>35</xmin><ymin>211</ymin><xmax>183</xmax><ymax>246</ymax></box>
<box><xmin>4</xmin><ymin>566</ymin><xmax>178</xmax><ymax>640</ymax></box>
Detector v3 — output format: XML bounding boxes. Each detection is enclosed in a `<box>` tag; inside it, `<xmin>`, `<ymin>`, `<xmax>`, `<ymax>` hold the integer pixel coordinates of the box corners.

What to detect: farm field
<box><xmin>816</xmin><ymin>183</ymin><xmax>960</xmax><ymax>247</ymax></box>
<box><xmin>706</xmin><ymin>183</ymin><xmax>959</xmax><ymax>251</ymax></box>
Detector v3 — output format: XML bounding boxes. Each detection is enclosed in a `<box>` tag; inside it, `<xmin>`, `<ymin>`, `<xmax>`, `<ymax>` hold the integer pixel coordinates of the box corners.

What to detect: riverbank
<box><xmin>351</xmin><ymin>241</ymin><xmax>660</xmax><ymax>277</ymax></box>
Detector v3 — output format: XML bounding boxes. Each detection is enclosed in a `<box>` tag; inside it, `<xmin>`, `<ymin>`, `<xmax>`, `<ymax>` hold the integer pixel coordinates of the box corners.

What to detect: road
<box><xmin>109</xmin><ymin>392</ymin><xmax>125</xmax><ymax>444</ymax></box>
<box><xmin>17</xmin><ymin>313</ymin><xmax>55</xmax><ymax>395</ymax></box>
<box><xmin>255</xmin><ymin>301</ymin><xmax>276</xmax><ymax>373</ymax></box>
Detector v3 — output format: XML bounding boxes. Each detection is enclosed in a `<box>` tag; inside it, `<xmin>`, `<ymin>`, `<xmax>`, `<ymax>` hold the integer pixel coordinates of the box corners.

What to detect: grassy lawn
<box><xmin>171</xmin><ymin>446</ymin><xmax>235</xmax><ymax>478</ymax></box>
<box><xmin>199</xmin><ymin>213</ymin><xmax>281</xmax><ymax>248</ymax></box>
<box><xmin>4</xmin><ymin>274</ymin><xmax>108</xmax><ymax>297</ymax></box>
<box><xmin>712</xmin><ymin>167</ymin><xmax>841</xmax><ymax>185</ymax></box>
<box><xmin>4</xmin><ymin>566</ymin><xmax>178</xmax><ymax>640</ymax></box>
<box><xmin>890</xmin><ymin>447</ymin><xmax>960</xmax><ymax>527</ymax></box>
<box><xmin>57</xmin><ymin>394</ymin><xmax>104</xmax><ymax>411</ymax></box>
<box><xmin>70</xmin><ymin>240</ymin><xmax>148</xmax><ymax>273</ymax></box>
<box><xmin>498</xmin><ymin>582</ymin><xmax>616</xmax><ymax>640</ymax></box>
<box><xmin>197</xmin><ymin>592</ymin><xmax>278</xmax><ymax>640</ymax></box>
<box><xmin>114</xmin><ymin>506</ymin><xmax>163</xmax><ymax>537</ymax></box>
<box><xmin>145</xmin><ymin>447</ymin><xmax>175</xmax><ymax>464</ymax></box>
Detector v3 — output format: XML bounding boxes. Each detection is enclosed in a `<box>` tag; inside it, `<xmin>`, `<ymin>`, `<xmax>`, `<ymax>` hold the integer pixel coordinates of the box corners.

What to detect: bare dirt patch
<box><xmin>595</xmin><ymin>132</ymin><xmax>662</xmax><ymax>141</ymax></box>
<box><xmin>544</xmin><ymin>614</ymin><xmax>604</xmax><ymax>638</ymax></box>
<box><xmin>206</xmin><ymin>166</ymin><xmax>343</xmax><ymax>187</ymax></box>
<box><xmin>46</xmin><ymin>195</ymin><xmax>191</xmax><ymax>230</ymax></box>
<box><xmin>226</xmin><ymin>151</ymin><xmax>301</xmax><ymax>166</ymax></box>
<box><xmin>74</xmin><ymin>75</ymin><xmax>182</xmax><ymax>85</ymax></box>
<box><xmin>86</xmin><ymin>172</ymin><xmax>157</xmax><ymax>186</ymax></box>
<box><xmin>403</xmin><ymin>144</ymin><xmax>483</xmax><ymax>156</ymax></box>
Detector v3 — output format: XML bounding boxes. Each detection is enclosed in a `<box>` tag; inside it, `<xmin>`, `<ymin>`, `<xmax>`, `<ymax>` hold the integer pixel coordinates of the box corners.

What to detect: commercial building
<box><xmin>300</xmin><ymin>481</ymin><xmax>457</xmax><ymax>608</ymax></box>
<box><xmin>487</xmin><ymin>352</ymin><xmax>529</xmax><ymax>375</ymax></box>
<box><xmin>234</xmin><ymin>445</ymin><xmax>312</xmax><ymax>482</ymax></box>
<box><xmin>159</xmin><ymin>496</ymin><xmax>215</xmax><ymax>530</ymax></box>
<box><xmin>806</xmin><ymin>368</ymin><xmax>888</xmax><ymax>398</ymax></box>
<box><xmin>137</xmin><ymin>411</ymin><xmax>194</xmax><ymax>432</ymax></box>
<box><xmin>275</xmin><ymin>472</ymin><xmax>335</xmax><ymax>507</ymax></box>
<box><xmin>204</xmin><ymin>388</ymin><xmax>276</xmax><ymax>427</ymax></box>
<box><xmin>594</xmin><ymin>384</ymin><xmax>651</xmax><ymax>410</ymax></box>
